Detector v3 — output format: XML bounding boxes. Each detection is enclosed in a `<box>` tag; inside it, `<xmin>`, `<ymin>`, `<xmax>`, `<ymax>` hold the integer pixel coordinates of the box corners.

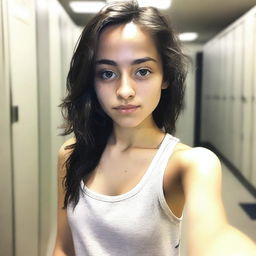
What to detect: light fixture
<box><xmin>179</xmin><ymin>32</ymin><xmax>198</xmax><ymax>42</ymax></box>
<box><xmin>106</xmin><ymin>0</ymin><xmax>172</xmax><ymax>10</ymax></box>
<box><xmin>69</xmin><ymin>1</ymin><xmax>105</xmax><ymax>13</ymax></box>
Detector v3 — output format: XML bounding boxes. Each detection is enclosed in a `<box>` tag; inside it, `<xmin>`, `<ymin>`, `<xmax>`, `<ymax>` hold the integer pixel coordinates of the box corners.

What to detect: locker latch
<box><xmin>11</xmin><ymin>106</ymin><xmax>19</xmax><ymax>123</ymax></box>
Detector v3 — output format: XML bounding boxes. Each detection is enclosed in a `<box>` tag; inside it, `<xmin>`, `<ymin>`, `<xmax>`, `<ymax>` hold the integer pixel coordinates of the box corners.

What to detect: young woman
<box><xmin>53</xmin><ymin>1</ymin><xmax>256</xmax><ymax>255</ymax></box>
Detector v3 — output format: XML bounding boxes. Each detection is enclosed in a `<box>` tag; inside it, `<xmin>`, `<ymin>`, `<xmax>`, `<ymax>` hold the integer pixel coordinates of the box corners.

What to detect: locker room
<box><xmin>0</xmin><ymin>0</ymin><xmax>255</xmax><ymax>255</ymax></box>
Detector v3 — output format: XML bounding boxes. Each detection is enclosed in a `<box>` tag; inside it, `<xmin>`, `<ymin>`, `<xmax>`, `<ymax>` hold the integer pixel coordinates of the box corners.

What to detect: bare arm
<box><xmin>52</xmin><ymin>139</ymin><xmax>76</xmax><ymax>256</ymax></box>
<box><xmin>181</xmin><ymin>147</ymin><xmax>256</xmax><ymax>256</ymax></box>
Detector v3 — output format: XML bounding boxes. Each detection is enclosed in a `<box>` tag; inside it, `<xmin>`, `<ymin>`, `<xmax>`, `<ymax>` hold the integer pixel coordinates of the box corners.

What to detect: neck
<box><xmin>108</xmin><ymin>118</ymin><xmax>165</xmax><ymax>152</ymax></box>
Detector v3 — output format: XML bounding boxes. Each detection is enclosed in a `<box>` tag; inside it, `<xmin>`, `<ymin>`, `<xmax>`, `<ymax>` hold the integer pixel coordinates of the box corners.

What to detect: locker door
<box><xmin>201</xmin><ymin>44</ymin><xmax>212</xmax><ymax>143</ymax></box>
<box><xmin>225</xmin><ymin>31</ymin><xmax>234</xmax><ymax>161</ymax></box>
<box><xmin>48</xmin><ymin>1</ymin><xmax>67</xmax><ymax>254</ymax></box>
<box><xmin>251</xmin><ymin>13</ymin><xmax>256</xmax><ymax>187</ymax></box>
<box><xmin>0</xmin><ymin>1</ymin><xmax>14</xmax><ymax>255</ymax></box>
<box><xmin>35</xmin><ymin>0</ymin><xmax>52</xmax><ymax>255</ymax></box>
<box><xmin>241</xmin><ymin>13</ymin><xmax>255</xmax><ymax>180</ymax></box>
<box><xmin>218</xmin><ymin>35</ymin><xmax>227</xmax><ymax>154</ymax></box>
<box><xmin>201</xmin><ymin>48</ymin><xmax>207</xmax><ymax>142</ymax></box>
<box><xmin>208</xmin><ymin>41</ymin><xmax>214</xmax><ymax>145</ymax></box>
<box><xmin>7</xmin><ymin>0</ymin><xmax>39</xmax><ymax>255</ymax></box>
<box><xmin>232</xmin><ymin>22</ymin><xmax>244</xmax><ymax>170</ymax></box>
<box><xmin>212</xmin><ymin>40</ymin><xmax>221</xmax><ymax>148</ymax></box>
<box><xmin>214</xmin><ymin>40</ymin><xmax>221</xmax><ymax>149</ymax></box>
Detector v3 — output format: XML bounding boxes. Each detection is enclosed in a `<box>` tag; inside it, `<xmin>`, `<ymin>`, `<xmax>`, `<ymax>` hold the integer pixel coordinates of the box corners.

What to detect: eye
<box><xmin>136</xmin><ymin>68</ymin><xmax>152</xmax><ymax>78</ymax></box>
<box><xmin>98</xmin><ymin>70</ymin><xmax>117</xmax><ymax>80</ymax></box>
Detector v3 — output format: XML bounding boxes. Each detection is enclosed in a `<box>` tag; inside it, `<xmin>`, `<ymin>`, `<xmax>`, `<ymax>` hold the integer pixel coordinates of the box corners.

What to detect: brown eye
<box><xmin>98</xmin><ymin>70</ymin><xmax>117</xmax><ymax>80</ymax></box>
<box><xmin>136</xmin><ymin>68</ymin><xmax>151</xmax><ymax>77</ymax></box>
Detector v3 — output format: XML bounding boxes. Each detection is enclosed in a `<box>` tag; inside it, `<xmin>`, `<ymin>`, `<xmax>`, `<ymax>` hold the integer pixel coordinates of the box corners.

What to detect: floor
<box><xmin>180</xmin><ymin>161</ymin><xmax>256</xmax><ymax>255</ymax></box>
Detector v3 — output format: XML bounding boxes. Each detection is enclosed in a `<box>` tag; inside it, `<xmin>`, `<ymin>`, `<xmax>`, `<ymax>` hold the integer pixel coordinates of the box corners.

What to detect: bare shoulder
<box><xmin>59</xmin><ymin>137</ymin><xmax>76</xmax><ymax>160</ymax></box>
<box><xmin>58</xmin><ymin>137</ymin><xmax>76</xmax><ymax>175</ymax></box>
<box><xmin>172</xmin><ymin>143</ymin><xmax>221</xmax><ymax>176</ymax></box>
<box><xmin>173</xmin><ymin>143</ymin><xmax>225</xmax><ymax>222</ymax></box>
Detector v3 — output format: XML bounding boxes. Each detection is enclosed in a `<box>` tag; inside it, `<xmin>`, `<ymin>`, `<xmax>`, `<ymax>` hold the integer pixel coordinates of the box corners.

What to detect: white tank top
<box><xmin>67</xmin><ymin>133</ymin><xmax>183</xmax><ymax>256</ymax></box>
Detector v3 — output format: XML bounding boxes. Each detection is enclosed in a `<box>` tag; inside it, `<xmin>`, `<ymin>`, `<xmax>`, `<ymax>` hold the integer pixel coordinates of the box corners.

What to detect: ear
<box><xmin>161</xmin><ymin>81</ymin><xmax>168</xmax><ymax>90</ymax></box>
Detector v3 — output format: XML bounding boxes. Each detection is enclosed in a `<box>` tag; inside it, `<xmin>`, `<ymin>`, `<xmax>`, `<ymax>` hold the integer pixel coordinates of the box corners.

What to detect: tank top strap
<box><xmin>151</xmin><ymin>133</ymin><xmax>180</xmax><ymax>177</ymax></box>
<box><xmin>151</xmin><ymin>133</ymin><xmax>183</xmax><ymax>223</ymax></box>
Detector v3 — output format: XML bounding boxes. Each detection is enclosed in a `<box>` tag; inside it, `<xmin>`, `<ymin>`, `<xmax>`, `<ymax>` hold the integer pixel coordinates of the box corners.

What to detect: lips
<box><xmin>114</xmin><ymin>105</ymin><xmax>140</xmax><ymax>110</ymax></box>
<box><xmin>113</xmin><ymin>105</ymin><xmax>140</xmax><ymax>113</ymax></box>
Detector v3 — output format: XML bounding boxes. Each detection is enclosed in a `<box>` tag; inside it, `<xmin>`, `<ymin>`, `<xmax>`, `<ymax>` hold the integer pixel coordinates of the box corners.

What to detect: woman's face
<box><xmin>94</xmin><ymin>22</ymin><xmax>167</xmax><ymax>129</ymax></box>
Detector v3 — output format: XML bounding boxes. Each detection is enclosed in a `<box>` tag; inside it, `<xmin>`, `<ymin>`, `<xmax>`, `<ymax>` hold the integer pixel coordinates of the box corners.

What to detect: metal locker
<box><xmin>241</xmin><ymin>13</ymin><xmax>255</xmax><ymax>180</ymax></box>
<box><xmin>201</xmin><ymin>6</ymin><xmax>256</xmax><ymax>191</ymax></box>
<box><xmin>7</xmin><ymin>0</ymin><xmax>39</xmax><ymax>255</ymax></box>
<box><xmin>232</xmin><ymin>22</ymin><xmax>244</xmax><ymax>170</ymax></box>
<box><xmin>218</xmin><ymin>35</ymin><xmax>227</xmax><ymax>153</ymax></box>
<box><xmin>225</xmin><ymin>31</ymin><xmax>234</xmax><ymax>162</ymax></box>
<box><xmin>201</xmin><ymin>45</ymin><xmax>211</xmax><ymax>142</ymax></box>
<box><xmin>250</xmin><ymin>14</ymin><xmax>256</xmax><ymax>187</ymax></box>
<box><xmin>0</xmin><ymin>0</ymin><xmax>14</xmax><ymax>255</ymax></box>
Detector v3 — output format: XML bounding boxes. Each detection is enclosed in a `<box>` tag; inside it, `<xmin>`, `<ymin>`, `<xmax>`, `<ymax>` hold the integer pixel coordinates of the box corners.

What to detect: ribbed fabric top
<box><xmin>67</xmin><ymin>133</ymin><xmax>183</xmax><ymax>256</ymax></box>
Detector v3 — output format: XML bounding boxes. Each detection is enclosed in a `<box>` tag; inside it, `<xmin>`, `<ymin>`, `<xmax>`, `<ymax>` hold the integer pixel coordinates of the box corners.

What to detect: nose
<box><xmin>116</xmin><ymin>74</ymin><xmax>135</xmax><ymax>100</ymax></box>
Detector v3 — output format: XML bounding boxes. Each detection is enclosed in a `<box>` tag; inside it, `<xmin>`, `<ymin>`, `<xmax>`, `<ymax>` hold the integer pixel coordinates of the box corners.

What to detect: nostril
<box><xmin>117</xmin><ymin>92</ymin><xmax>135</xmax><ymax>100</ymax></box>
<box><xmin>116</xmin><ymin>85</ymin><xmax>135</xmax><ymax>99</ymax></box>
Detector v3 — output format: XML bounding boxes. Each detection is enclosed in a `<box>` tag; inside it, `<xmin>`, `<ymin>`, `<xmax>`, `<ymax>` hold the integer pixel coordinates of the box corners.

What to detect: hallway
<box><xmin>0</xmin><ymin>0</ymin><xmax>256</xmax><ymax>255</ymax></box>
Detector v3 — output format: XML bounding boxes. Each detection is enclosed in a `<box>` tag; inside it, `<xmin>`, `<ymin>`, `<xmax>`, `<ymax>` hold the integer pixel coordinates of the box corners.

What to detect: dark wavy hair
<box><xmin>61</xmin><ymin>0</ymin><xmax>188</xmax><ymax>208</ymax></box>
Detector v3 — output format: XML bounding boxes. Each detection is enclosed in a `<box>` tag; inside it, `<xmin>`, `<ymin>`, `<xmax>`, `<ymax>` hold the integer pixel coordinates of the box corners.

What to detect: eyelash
<box><xmin>136</xmin><ymin>68</ymin><xmax>152</xmax><ymax>77</ymax></box>
<box><xmin>97</xmin><ymin>68</ymin><xmax>152</xmax><ymax>81</ymax></box>
<box><xmin>98</xmin><ymin>70</ymin><xmax>117</xmax><ymax>80</ymax></box>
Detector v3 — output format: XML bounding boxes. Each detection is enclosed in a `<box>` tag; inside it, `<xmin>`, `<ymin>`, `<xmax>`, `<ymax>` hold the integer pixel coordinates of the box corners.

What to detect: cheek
<box><xmin>94</xmin><ymin>84</ymin><xmax>104</xmax><ymax>100</ymax></box>
<box><xmin>94</xmin><ymin>84</ymin><xmax>111</xmax><ymax>110</ymax></box>
<box><xmin>140</xmin><ymin>79</ymin><xmax>162</xmax><ymax>100</ymax></box>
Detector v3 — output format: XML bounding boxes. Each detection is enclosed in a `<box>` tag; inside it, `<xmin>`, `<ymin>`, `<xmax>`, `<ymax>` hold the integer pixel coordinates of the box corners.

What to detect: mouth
<box><xmin>113</xmin><ymin>105</ymin><xmax>140</xmax><ymax>113</ymax></box>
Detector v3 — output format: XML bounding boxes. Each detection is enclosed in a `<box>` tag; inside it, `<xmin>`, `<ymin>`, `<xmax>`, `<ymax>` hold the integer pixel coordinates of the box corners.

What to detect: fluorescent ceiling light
<box><xmin>138</xmin><ymin>0</ymin><xmax>171</xmax><ymax>9</ymax></box>
<box><xmin>179</xmin><ymin>32</ymin><xmax>198</xmax><ymax>41</ymax></box>
<box><xmin>106</xmin><ymin>0</ymin><xmax>172</xmax><ymax>10</ymax></box>
<box><xmin>69</xmin><ymin>1</ymin><xmax>105</xmax><ymax>13</ymax></box>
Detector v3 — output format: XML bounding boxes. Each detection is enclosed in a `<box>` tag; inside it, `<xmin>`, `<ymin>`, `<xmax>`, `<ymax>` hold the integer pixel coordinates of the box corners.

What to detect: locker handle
<box><xmin>11</xmin><ymin>106</ymin><xmax>19</xmax><ymax>123</ymax></box>
<box><xmin>241</xmin><ymin>96</ymin><xmax>247</xmax><ymax>103</ymax></box>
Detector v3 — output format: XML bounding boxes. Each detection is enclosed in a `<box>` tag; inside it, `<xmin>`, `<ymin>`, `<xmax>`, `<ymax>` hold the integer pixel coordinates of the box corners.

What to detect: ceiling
<box><xmin>58</xmin><ymin>0</ymin><xmax>256</xmax><ymax>43</ymax></box>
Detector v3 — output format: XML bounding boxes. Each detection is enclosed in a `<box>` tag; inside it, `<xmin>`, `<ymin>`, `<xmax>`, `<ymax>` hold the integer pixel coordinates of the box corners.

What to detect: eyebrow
<box><xmin>95</xmin><ymin>57</ymin><xmax>157</xmax><ymax>66</ymax></box>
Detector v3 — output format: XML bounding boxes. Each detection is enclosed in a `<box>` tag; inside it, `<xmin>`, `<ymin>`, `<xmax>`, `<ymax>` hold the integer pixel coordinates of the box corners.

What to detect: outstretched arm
<box><xmin>181</xmin><ymin>147</ymin><xmax>256</xmax><ymax>256</ymax></box>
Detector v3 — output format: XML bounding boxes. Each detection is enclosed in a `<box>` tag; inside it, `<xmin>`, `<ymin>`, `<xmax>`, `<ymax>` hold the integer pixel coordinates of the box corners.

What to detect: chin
<box><xmin>113</xmin><ymin>116</ymin><xmax>153</xmax><ymax>129</ymax></box>
<box><xmin>113</xmin><ymin>119</ymin><xmax>144</xmax><ymax>128</ymax></box>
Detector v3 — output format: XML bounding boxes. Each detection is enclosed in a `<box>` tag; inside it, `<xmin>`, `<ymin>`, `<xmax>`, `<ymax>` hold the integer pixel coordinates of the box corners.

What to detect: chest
<box><xmin>85</xmin><ymin>147</ymin><xmax>157</xmax><ymax>195</ymax></box>
<box><xmin>84</xmin><ymin>147</ymin><xmax>185</xmax><ymax>218</ymax></box>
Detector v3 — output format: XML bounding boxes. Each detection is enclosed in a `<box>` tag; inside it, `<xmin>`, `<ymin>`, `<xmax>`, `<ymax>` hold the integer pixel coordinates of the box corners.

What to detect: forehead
<box><xmin>96</xmin><ymin>22</ymin><xmax>160</xmax><ymax>62</ymax></box>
